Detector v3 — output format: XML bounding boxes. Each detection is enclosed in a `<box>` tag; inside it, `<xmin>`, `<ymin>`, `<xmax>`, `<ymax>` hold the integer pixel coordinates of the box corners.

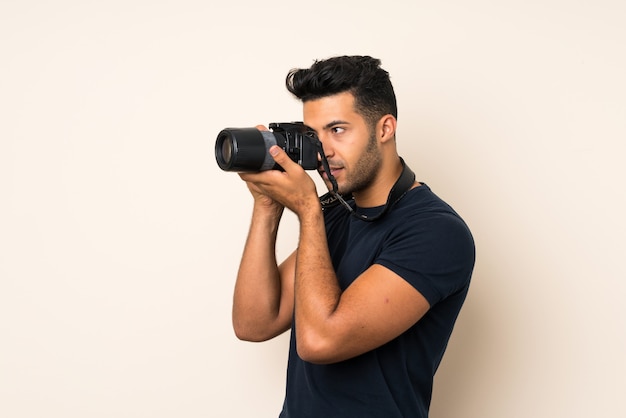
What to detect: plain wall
<box><xmin>1</xmin><ymin>1</ymin><xmax>624</xmax><ymax>417</ymax></box>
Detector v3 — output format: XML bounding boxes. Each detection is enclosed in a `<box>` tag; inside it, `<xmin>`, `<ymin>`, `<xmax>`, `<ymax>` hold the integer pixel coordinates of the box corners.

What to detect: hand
<box><xmin>240</xmin><ymin>172</ymin><xmax>284</xmax><ymax>213</ymax></box>
<box><xmin>239</xmin><ymin>145</ymin><xmax>319</xmax><ymax>217</ymax></box>
<box><xmin>237</xmin><ymin>125</ymin><xmax>283</xmax><ymax>214</ymax></box>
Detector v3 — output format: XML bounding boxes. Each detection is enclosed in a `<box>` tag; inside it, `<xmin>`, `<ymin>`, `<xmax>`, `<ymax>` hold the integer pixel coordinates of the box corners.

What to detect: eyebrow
<box><xmin>322</xmin><ymin>120</ymin><xmax>350</xmax><ymax>130</ymax></box>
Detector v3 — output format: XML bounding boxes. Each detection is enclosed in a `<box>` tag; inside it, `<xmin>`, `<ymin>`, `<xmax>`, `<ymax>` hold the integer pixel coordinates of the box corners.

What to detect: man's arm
<box><xmin>242</xmin><ymin>146</ymin><xmax>430</xmax><ymax>364</ymax></box>
<box><xmin>231</xmin><ymin>187</ymin><xmax>296</xmax><ymax>342</ymax></box>
<box><xmin>294</xmin><ymin>203</ymin><xmax>430</xmax><ymax>364</ymax></box>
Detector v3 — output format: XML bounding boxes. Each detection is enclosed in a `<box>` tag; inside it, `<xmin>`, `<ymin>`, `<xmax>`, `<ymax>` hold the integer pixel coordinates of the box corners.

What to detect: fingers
<box><xmin>237</xmin><ymin>145</ymin><xmax>302</xmax><ymax>179</ymax></box>
<box><xmin>269</xmin><ymin>145</ymin><xmax>299</xmax><ymax>172</ymax></box>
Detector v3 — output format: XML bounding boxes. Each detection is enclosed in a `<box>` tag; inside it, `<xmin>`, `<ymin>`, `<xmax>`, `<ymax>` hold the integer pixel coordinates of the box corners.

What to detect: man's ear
<box><xmin>377</xmin><ymin>114</ymin><xmax>397</xmax><ymax>143</ymax></box>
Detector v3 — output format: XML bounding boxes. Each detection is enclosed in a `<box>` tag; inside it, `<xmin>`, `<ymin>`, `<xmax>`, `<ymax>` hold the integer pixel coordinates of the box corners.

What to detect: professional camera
<box><xmin>215</xmin><ymin>122</ymin><xmax>320</xmax><ymax>172</ymax></box>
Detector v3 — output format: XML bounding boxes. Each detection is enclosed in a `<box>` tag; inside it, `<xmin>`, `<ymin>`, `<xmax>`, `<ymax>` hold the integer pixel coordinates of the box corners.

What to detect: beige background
<box><xmin>1</xmin><ymin>1</ymin><xmax>625</xmax><ymax>417</ymax></box>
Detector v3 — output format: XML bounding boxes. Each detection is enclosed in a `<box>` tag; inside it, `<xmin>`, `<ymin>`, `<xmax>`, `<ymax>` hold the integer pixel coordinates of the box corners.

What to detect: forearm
<box><xmin>232</xmin><ymin>205</ymin><xmax>290</xmax><ymax>341</ymax></box>
<box><xmin>293</xmin><ymin>204</ymin><xmax>343</xmax><ymax>359</ymax></box>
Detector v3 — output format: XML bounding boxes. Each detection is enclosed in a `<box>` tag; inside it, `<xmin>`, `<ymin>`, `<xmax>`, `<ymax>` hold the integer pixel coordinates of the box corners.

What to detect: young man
<box><xmin>232</xmin><ymin>56</ymin><xmax>475</xmax><ymax>417</ymax></box>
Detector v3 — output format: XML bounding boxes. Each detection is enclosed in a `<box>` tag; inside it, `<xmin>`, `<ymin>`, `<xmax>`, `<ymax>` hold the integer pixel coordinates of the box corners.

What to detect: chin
<box><xmin>321</xmin><ymin>179</ymin><xmax>345</xmax><ymax>196</ymax></box>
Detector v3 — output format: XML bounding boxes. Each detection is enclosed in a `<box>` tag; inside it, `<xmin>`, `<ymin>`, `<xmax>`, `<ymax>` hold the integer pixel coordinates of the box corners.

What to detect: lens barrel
<box><xmin>215</xmin><ymin>128</ymin><xmax>278</xmax><ymax>172</ymax></box>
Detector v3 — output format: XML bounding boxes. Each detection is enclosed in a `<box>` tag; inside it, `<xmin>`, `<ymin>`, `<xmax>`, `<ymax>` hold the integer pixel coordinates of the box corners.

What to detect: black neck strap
<box><xmin>319</xmin><ymin>156</ymin><xmax>416</xmax><ymax>222</ymax></box>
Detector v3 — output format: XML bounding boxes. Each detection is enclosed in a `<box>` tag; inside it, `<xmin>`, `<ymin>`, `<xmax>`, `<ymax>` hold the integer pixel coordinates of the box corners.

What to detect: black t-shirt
<box><xmin>280</xmin><ymin>184</ymin><xmax>475</xmax><ymax>418</ymax></box>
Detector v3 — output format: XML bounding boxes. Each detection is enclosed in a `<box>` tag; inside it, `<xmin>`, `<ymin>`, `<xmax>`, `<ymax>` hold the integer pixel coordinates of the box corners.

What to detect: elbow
<box><xmin>232</xmin><ymin>317</ymin><xmax>288</xmax><ymax>342</ymax></box>
<box><xmin>233</xmin><ymin>327</ymin><xmax>259</xmax><ymax>343</ymax></box>
<box><xmin>296</xmin><ymin>332</ymin><xmax>341</xmax><ymax>365</ymax></box>
<box><xmin>232</xmin><ymin>320</ymin><xmax>269</xmax><ymax>342</ymax></box>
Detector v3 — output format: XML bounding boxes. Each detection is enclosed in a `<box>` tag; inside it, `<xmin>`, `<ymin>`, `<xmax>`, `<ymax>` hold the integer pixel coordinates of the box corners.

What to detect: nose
<box><xmin>316</xmin><ymin>134</ymin><xmax>333</xmax><ymax>161</ymax></box>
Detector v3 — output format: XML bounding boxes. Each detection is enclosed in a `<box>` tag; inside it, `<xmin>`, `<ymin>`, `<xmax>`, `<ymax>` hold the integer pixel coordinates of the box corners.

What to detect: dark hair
<box><xmin>285</xmin><ymin>55</ymin><xmax>397</xmax><ymax>128</ymax></box>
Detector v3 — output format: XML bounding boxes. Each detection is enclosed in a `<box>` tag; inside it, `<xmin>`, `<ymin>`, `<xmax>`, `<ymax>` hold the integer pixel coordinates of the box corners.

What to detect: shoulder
<box><xmin>377</xmin><ymin>184</ymin><xmax>475</xmax><ymax>302</ymax></box>
<box><xmin>394</xmin><ymin>184</ymin><xmax>474</xmax><ymax>252</ymax></box>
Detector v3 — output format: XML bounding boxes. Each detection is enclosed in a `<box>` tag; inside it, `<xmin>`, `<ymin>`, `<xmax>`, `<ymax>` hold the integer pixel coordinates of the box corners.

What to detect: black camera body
<box><xmin>215</xmin><ymin>122</ymin><xmax>319</xmax><ymax>172</ymax></box>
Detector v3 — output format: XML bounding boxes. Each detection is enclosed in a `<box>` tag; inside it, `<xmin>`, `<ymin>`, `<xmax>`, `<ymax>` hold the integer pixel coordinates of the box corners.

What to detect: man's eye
<box><xmin>331</xmin><ymin>127</ymin><xmax>345</xmax><ymax>134</ymax></box>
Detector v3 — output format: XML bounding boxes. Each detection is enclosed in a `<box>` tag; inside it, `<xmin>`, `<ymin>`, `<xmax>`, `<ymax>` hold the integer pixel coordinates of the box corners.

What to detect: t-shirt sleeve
<box><xmin>375</xmin><ymin>211</ymin><xmax>475</xmax><ymax>306</ymax></box>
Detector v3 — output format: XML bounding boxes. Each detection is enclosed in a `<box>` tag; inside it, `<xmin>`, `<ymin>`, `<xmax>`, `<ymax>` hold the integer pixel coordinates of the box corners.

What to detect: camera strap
<box><xmin>318</xmin><ymin>147</ymin><xmax>416</xmax><ymax>222</ymax></box>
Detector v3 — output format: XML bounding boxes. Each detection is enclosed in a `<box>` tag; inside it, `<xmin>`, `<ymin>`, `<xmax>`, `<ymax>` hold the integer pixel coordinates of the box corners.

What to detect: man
<box><xmin>231</xmin><ymin>55</ymin><xmax>475</xmax><ymax>417</ymax></box>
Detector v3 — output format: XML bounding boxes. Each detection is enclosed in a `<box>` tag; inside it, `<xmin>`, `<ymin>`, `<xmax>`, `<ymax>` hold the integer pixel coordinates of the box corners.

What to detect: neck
<box><xmin>353</xmin><ymin>157</ymin><xmax>405</xmax><ymax>208</ymax></box>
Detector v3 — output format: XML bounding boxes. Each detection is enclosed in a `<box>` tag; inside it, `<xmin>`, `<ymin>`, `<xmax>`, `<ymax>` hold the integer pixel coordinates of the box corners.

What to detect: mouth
<box><xmin>318</xmin><ymin>166</ymin><xmax>343</xmax><ymax>180</ymax></box>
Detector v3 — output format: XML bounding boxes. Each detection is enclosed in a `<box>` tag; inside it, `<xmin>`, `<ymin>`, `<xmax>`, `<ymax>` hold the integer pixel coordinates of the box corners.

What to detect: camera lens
<box><xmin>215</xmin><ymin>131</ymin><xmax>236</xmax><ymax>169</ymax></box>
<box><xmin>220</xmin><ymin>134</ymin><xmax>233</xmax><ymax>165</ymax></box>
<box><xmin>215</xmin><ymin>128</ymin><xmax>277</xmax><ymax>172</ymax></box>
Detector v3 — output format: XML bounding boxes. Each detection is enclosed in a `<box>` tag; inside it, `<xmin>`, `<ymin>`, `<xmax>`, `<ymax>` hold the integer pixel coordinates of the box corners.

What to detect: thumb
<box><xmin>269</xmin><ymin>145</ymin><xmax>295</xmax><ymax>169</ymax></box>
